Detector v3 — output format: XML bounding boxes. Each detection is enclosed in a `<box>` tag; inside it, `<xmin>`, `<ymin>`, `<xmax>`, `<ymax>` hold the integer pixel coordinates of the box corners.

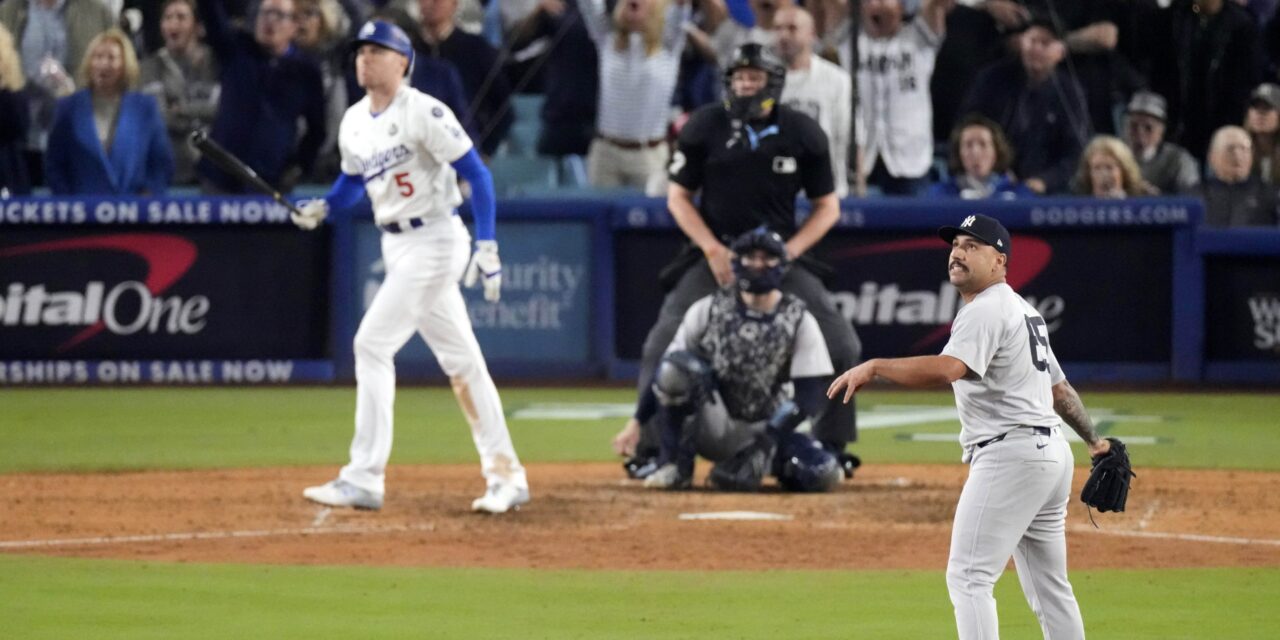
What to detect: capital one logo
<box><xmin>830</xmin><ymin>235</ymin><xmax>1058</xmax><ymax>351</ymax></box>
<box><xmin>0</xmin><ymin>234</ymin><xmax>206</xmax><ymax>352</ymax></box>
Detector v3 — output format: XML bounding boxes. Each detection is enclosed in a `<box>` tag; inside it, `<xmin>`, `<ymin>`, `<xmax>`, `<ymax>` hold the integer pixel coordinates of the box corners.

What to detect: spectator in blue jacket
<box><xmin>197</xmin><ymin>0</ymin><xmax>326</xmax><ymax>194</ymax></box>
<box><xmin>45</xmin><ymin>29</ymin><xmax>174</xmax><ymax>195</ymax></box>
<box><xmin>928</xmin><ymin>114</ymin><xmax>1033</xmax><ymax>200</ymax></box>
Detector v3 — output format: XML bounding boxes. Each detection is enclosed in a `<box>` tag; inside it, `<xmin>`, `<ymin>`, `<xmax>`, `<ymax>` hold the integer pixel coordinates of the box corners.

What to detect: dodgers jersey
<box><xmin>941</xmin><ymin>282</ymin><xmax>1065</xmax><ymax>448</ymax></box>
<box><xmin>338</xmin><ymin>85</ymin><xmax>472</xmax><ymax>224</ymax></box>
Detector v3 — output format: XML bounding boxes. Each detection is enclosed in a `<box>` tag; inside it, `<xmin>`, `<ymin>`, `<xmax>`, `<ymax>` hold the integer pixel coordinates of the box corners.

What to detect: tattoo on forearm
<box><xmin>1054</xmin><ymin>387</ymin><xmax>1099</xmax><ymax>445</ymax></box>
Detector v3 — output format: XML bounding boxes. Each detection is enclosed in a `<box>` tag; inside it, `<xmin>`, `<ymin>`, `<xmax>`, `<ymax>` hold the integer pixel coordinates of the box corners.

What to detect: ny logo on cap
<box><xmin>961</xmin><ymin>215</ymin><xmax>976</xmax><ymax>228</ymax></box>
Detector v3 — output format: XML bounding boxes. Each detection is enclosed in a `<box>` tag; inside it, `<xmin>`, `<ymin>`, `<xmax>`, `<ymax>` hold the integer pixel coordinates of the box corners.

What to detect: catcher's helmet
<box><xmin>729</xmin><ymin>226</ymin><xmax>788</xmax><ymax>293</ymax></box>
<box><xmin>352</xmin><ymin>20</ymin><xmax>415</xmax><ymax>77</ymax></box>
<box><xmin>723</xmin><ymin>43</ymin><xmax>786</xmax><ymax>121</ymax></box>
<box><xmin>774</xmin><ymin>432</ymin><xmax>842</xmax><ymax>493</ymax></box>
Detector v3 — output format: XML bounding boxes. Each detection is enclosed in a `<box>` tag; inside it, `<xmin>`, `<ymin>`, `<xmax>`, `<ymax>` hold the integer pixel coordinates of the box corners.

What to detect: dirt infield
<box><xmin>3</xmin><ymin>463</ymin><xmax>1279</xmax><ymax>571</ymax></box>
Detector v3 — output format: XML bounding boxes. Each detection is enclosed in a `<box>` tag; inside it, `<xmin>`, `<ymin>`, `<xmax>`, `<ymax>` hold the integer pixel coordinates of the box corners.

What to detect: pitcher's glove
<box><xmin>1080</xmin><ymin>437</ymin><xmax>1135</xmax><ymax>513</ymax></box>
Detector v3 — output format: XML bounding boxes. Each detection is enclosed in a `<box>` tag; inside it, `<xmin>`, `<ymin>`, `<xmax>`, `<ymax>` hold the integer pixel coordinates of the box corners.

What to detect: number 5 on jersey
<box><xmin>1025</xmin><ymin>315</ymin><xmax>1050</xmax><ymax>372</ymax></box>
<box><xmin>394</xmin><ymin>172</ymin><xmax>414</xmax><ymax>197</ymax></box>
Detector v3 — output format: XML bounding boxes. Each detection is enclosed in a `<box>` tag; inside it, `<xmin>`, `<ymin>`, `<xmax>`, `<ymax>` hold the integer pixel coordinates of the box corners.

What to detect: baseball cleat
<box><xmin>642</xmin><ymin>464</ymin><xmax>692</xmax><ymax>490</ymax></box>
<box><xmin>471</xmin><ymin>483</ymin><xmax>530</xmax><ymax>514</ymax></box>
<box><xmin>303</xmin><ymin>479</ymin><xmax>383</xmax><ymax>510</ymax></box>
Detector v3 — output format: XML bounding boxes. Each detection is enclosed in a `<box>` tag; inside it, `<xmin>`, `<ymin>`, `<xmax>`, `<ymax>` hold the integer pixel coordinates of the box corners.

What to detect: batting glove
<box><xmin>464</xmin><ymin>240</ymin><xmax>502</xmax><ymax>302</ymax></box>
<box><xmin>291</xmin><ymin>199</ymin><xmax>328</xmax><ymax>231</ymax></box>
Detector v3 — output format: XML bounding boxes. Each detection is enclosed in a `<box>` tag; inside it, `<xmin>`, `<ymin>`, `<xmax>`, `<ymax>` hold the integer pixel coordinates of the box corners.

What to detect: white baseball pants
<box><xmin>947</xmin><ymin>427</ymin><xmax>1085</xmax><ymax>640</ymax></box>
<box><xmin>338</xmin><ymin>215</ymin><xmax>527</xmax><ymax>496</ymax></box>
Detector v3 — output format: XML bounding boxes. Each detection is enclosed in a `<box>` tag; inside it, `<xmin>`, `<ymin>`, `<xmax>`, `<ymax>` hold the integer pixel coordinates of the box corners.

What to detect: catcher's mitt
<box><xmin>1080</xmin><ymin>437</ymin><xmax>1135</xmax><ymax>514</ymax></box>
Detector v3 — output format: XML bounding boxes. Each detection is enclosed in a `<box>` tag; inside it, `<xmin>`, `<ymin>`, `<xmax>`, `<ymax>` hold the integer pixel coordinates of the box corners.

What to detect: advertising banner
<box><xmin>1205</xmin><ymin>257</ymin><xmax>1280</xmax><ymax>361</ymax></box>
<box><xmin>614</xmin><ymin>229</ymin><xmax>1174</xmax><ymax>363</ymax></box>
<box><xmin>0</xmin><ymin>227</ymin><xmax>331</xmax><ymax>382</ymax></box>
<box><xmin>352</xmin><ymin>220</ymin><xmax>593</xmax><ymax>370</ymax></box>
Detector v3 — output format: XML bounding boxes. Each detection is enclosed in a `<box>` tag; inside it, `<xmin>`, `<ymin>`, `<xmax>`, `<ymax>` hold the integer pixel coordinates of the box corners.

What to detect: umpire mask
<box><xmin>723</xmin><ymin>43</ymin><xmax>786</xmax><ymax>122</ymax></box>
<box><xmin>730</xmin><ymin>227</ymin><xmax>789</xmax><ymax>294</ymax></box>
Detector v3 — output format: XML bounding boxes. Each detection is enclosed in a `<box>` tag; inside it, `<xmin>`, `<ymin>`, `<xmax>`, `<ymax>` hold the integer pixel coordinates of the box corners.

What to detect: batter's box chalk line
<box><xmin>678</xmin><ymin>511</ymin><xmax>794</xmax><ymax>521</ymax></box>
<box><xmin>0</xmin><ymin>522</ymin><xmax>438</xmax><ymax>550</ymax></box>
<box><xmin>1070</xmin><ymin>526</ymin><xmax>1280</xmax><ymax>547</ymax></box>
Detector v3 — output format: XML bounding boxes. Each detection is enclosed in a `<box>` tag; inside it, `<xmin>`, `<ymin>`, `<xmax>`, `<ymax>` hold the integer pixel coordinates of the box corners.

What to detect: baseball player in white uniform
<box><xmin>828</xmin><ymin>214</ymin><xmax>1110</xmax><ymax>639</ymax></box>
<box><xmin>294</xmin><ymin>20</ymin><xmax>529</xmax><ymax>514</ymax></box>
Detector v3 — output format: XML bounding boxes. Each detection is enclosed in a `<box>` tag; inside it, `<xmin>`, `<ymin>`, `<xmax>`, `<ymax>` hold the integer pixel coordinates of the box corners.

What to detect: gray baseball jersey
<box><xmin>941</xmin><ymin>282</ymin><xmax>1065</xmax><ymax>450</ymax></box>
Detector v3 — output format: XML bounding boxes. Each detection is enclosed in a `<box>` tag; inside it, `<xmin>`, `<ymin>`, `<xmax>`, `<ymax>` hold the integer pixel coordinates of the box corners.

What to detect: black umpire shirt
<box><xmin>670</xmin><ymin>104</ymin><xmax>835</xmax><ymax>240</ymax></box>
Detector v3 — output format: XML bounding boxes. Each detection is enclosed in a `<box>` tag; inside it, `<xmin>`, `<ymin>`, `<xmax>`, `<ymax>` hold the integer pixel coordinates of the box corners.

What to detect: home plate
<box><xmin>678</xmin><ymin>511</ymin><xmax>794</xmax><ymax>521</ymax></box>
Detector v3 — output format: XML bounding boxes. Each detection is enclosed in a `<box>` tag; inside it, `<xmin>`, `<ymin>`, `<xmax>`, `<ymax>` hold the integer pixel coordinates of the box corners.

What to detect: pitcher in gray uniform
<box><xmin>828</xmin><ymin>214</ymin><xmax>1110</xmax><ymax>639</ymax></box>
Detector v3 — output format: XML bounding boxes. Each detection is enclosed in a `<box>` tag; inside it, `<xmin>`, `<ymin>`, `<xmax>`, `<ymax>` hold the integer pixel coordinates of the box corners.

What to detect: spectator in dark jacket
<box><xmin>1123</xmin><ymin>90</ymin><xmax>1200</xmax><ymax>195</ymax></box>
<box><xmin>0</xmin><ymin>22</ymin><xmax>30</xmax><ymax>196</ymax></box>
<box><xmin>139</xmin><ymin>0</ymin><xmax>220</xmax><ymax>186</ymax></box>
<box><xmin>1244</xmin><ymin>83</ymin><xmax>1280</xmax><ymax>186</ymax></box>
<box><xmin>197</xmin><ymin>0</ymin><xmax>326</xmax><ymax>194</ymax></box>
<box><xmin>510</xmin><ymin>0</ymin><xmax>599</xmax><ymax>158</ymax></box>
<box><xmin>418</xmin><ymin>0</ymin><xmax>514</xmax><ymax>157</ymax></box>
<box><xmin>1150</xmin><ymin>0</ymin><xmax>1261</xmax><ymax>161</ymax></box>
<box><xmin>961</xmin><ymin>17</ymin><xmax>1091</xmax><ymax>194</ymax></box>
<box><xmin>45</xmin><ymin>29</ymin><xmax>174</xmax><ymax>195</ymax></box>
<box><xmin>1201</xmin><ymin>125</ymin><xmax>1279</xmax><ymax>227</ymax></box>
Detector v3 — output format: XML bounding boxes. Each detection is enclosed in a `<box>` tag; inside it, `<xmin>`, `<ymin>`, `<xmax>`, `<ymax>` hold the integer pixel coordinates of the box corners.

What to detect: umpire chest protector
<box><xmin>697</xmin><ymin>289</ymin><xmax>807</xmax><ymax>422</ymax></box>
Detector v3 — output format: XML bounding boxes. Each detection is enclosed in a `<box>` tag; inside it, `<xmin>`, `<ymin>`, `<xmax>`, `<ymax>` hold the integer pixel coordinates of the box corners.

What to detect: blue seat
<box><xmin>489</xmin><ymin>156</ymin><xmax>557</xmax><ymax>197</ymax></box>
<box><xmin>511</xmin><ymin>94</ymin><xmax>544</xmax><ymax>124</ymax></box>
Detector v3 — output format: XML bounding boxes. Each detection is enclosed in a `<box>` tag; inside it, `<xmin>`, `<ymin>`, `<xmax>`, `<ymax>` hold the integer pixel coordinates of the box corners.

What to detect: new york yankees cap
<box><xmin>939</xmin><ymin>214</ymin><xmax>1011</xmax><ymax>256</ymax></box>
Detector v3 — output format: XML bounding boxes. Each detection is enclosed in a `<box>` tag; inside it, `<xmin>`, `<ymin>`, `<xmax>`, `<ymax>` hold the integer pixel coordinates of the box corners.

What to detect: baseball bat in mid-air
<box><xmin>188</xmin><ymin>130</ymin><xmax>304</xmax><ymax>217</ymax></box>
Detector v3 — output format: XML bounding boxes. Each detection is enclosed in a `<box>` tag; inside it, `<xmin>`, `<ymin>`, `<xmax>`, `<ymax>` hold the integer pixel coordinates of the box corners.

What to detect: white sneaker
<box><xmin>471</xmin><ymin>483</ymin><xmax>530</xmax><ymax>514</ymax></box>
<box><xmin>303</xmin><ymin>479</ymin><xmax>383</xmax><ymax>510</ymax></box>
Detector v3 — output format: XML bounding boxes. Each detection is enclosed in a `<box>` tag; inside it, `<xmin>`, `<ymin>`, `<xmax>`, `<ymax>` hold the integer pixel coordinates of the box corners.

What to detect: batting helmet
<box><xmin>351</xmin><ymin>20</ymin><xmax>415</xmax><ymax>77</ymax></box>
<box><xmin>729</xmin><ymin>226</ymin><xmax>788</xmax><ymax>294</ymax></box>
<box><xmin>722</xmin><ymin>43</ymin><xmax>786</xmax><ymax>121</ymax></box>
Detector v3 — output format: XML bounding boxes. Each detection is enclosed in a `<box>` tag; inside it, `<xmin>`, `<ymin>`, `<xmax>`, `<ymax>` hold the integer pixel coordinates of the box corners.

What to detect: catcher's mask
<box><xmin>730</xmin><ymin>226</ymin><xmax>788</xmax><ymax>294</ymax></box>
<box><xmin>722</xmin><ymin>43</ymin><xmax>785</xmax><ymax>122</ymax></box>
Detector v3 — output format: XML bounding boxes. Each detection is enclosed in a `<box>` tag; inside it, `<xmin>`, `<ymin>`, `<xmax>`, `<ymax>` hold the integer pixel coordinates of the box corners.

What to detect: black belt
<box><xmin>379</xmin><ymin>217</ymin><xmax>428</xmax><ymax>233</ymax></box>
<box><xmin>976</xmin><ymin>426</ymin><xmax>1053</xmax><ymax>449</ymax></box>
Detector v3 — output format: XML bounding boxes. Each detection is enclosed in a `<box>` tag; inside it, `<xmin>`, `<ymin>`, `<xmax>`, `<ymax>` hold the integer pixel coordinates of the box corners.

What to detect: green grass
<box><xmin>2</xmin><ymin>387</ymin><xmax>1279</xmax><ymax>472</ymax></box>
<box><xmin>2</xmin><ymin>555</ymin><xmax>1278</xmax><ymax>639</ymax></box>
<box><xmin>3</xmin><ymin>387</ymin><xmax>1279</xmax><ymax>638</ymax></box>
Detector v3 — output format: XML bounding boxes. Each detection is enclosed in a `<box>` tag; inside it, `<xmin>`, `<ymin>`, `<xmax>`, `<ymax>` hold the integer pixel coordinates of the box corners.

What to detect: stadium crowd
<box><xmin>1</xmin><ymin>0</ymin><xmax>1279</xmax><ymax>227</ymax></box>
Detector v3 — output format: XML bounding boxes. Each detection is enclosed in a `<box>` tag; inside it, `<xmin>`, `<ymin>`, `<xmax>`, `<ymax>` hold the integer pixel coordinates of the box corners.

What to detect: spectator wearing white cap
<box><xmin>1124</xmin><ymin>90</ymin><xmax>1199</xmax><ymax>195</ymax></box>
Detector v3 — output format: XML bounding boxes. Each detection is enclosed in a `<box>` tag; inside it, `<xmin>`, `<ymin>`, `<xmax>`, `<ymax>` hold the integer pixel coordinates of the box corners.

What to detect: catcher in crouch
<box><xmin>616</xmin><ymin>227</ymin><xmax>847</xmax><ymax>492</ymax></box>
